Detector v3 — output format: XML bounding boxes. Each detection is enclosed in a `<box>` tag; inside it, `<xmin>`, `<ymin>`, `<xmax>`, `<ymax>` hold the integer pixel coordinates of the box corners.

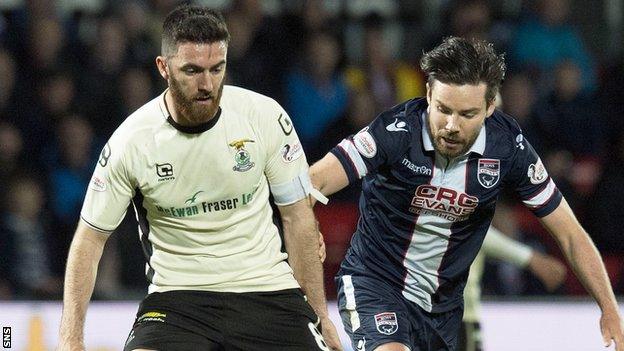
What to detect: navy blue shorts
<box><xmin>336</xmin><ymin>274</ymin><xmax>462</xmax><ymax>351</ymax></box>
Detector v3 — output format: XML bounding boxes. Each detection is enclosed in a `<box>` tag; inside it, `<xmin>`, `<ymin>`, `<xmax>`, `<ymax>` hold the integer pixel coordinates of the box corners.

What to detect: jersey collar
<box><xmin>421</xmin><ymin>111</ymin><xmax>487</xmax><ymax>156</ymax></box>
<box><xmin>158</xmin><ymin>89</ymin><xmax>222</xmax><ymax>134</ymax></box>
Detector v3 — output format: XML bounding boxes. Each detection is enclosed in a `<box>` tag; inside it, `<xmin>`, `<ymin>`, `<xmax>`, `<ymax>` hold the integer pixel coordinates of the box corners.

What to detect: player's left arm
<box><xmin>261</xmin><ymin>101</ymin><xmax>342</xmax><ymax>350</ymax></box>
<box><xmin>278</xmin><ymin>198</ymin><xmax>342</xmax><ymax>351</ymax></box>
<box><xmin>539</xmin><ymin>198</ymin><xmax>624</xmax><ymax>349</ymax></box>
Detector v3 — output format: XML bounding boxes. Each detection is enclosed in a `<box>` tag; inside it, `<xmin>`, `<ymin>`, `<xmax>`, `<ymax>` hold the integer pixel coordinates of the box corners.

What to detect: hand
<box><xmin>320</xmin><ymin>316</ymin><xmax>344</xmax><ymax>351</ymax></box>
<box><xmin>528</xmin><ymin>252</ymin><xmax>567</xmax><ymax>292</ymax></box>
<box><xmin>600</xmin><ymin>310</ymin><xmax>624</xmax><ymax>350</ymax></box>
<box><xmin>318</xmin><ymin>232</ymin><xmax>326</xmax><ymax>263</ymax></box>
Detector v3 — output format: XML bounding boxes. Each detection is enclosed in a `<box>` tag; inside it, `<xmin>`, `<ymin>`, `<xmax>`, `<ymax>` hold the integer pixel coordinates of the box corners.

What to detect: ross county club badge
<box><xmin>477</xmin><ymin>158</ymin><xmax>500</xmax><ymax>188</ymax></box>
<box><xmin>374</xmin><ymin>312</ymin><xmax>398</xmax><ymax>335</ymax></box>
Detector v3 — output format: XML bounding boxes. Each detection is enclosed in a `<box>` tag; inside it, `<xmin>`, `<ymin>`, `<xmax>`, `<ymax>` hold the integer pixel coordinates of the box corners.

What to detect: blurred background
<box><xmin>0</xmin><ymin>0</ymin><xmax>623</xmax><ymax>347</ymax></box>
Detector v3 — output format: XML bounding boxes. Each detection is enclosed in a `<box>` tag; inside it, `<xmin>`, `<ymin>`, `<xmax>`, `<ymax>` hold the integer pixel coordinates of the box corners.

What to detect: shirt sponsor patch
<box><xmin>353</xmin><ymin>128</ymin><xmax>377</xmax><ymax>158</ymax></box>
<box><xmin>281</xmin><ymin>142</ymin><xmax>304</xmax><ymax>163</ymax></box>
<box><xmin>374</xmin><ymin>312</ymin><xmax>398</xmax><ymax>335</ymax></box>
<box><xmin>89</xmin><ymin>175</ymin><xmax>107</xmax><ymax>192</ymax></box>
<box><xmin>528</xmin><ymin>158</ymin><xmax>548</xmax><ymax>184</ymax></box>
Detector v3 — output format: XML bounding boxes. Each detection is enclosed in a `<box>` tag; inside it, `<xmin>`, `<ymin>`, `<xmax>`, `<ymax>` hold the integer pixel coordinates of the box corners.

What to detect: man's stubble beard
<box><xmin>426</xmin><ymin>114</ymin><xmax>480</xmax><ymax>159</ymax></box>
<box><xmin>168</xmin><ymin>74</ymin><xmax>224</xmax><ymax>125</ymax></box>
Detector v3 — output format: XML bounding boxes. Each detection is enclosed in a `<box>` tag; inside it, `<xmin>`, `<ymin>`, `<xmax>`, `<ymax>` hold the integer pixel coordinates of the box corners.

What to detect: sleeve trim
<box><xmin>80</xmin><ymin>216</ymin><xmax>115</xmax><ymax>234</ymax></box>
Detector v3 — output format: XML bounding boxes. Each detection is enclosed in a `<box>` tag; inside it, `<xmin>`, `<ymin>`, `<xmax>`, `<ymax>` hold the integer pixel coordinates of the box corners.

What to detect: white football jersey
<box><xmin>81</xmin><ymin>85</ymin><xmax>309</xmax><ymax>294</ymax></box>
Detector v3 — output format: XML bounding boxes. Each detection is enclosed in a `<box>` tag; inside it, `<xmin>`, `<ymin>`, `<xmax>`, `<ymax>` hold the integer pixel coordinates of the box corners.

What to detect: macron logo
<box><xmin>386</xmin><ymin>118</ymin><xmax>408</xmax><ymax>132</ymax></box>
<box><xmin>402</xmin><ymin>158</ymin><xmax>432</xmax><ymax>176</ymax></box>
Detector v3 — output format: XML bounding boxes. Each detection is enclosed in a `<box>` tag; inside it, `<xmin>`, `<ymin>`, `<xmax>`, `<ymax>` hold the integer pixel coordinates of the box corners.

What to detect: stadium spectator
<box><xmin>77</xmin><ymin>15</ymin><xmax>129</xmax><ymax>137</ymax></box>
<box><xmin>345</xmin><ymin>12</ymin><xmax>424</xmax><ymax>115</ymax></box>
<box><xmin>285</xmin><ymin>29</ymin><xmax>348</xmax><ymax>154</ymax></box>
<box><xmin>509</xmin><ymin>0</ymin><xmax>597</xmax><ymax>94</ymax></box>
<box><xmin>44</xmin><ymin>114</ymin><xmax>100</xmax><ymax>275</ymax></box>
<box><xmin>0</xmin><ymin>174</ymin><xmax>61</xmax><ymax>299</ymax></box>
<box><xmin>586</xmin><ymin>129</ymin><xmax>624</xmax><ymax>255</ymax></box>
<box><xmin>499</xmin><ymin>72</ymin><xmax>541</xmax><ymax>147</ymax></box>
<box><xmin>118</xmin><ymin>67</ymin><xmax>156</xmax><ymax>116</ymax></box>
<box><xmin>0</xmin><ymin>122</ymin><xmax>26</xmax><ymax>200</ymax></box>
<box><xmin>225</xmin><ymin>0</ymin><xmax>295</xmax><ymax>101</ymax></box>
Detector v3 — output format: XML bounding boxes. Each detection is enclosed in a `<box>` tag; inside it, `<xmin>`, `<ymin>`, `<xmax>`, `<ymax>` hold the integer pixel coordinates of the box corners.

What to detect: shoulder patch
<box><xmin>281</xmin><ymin>141</ymin><xmax>304</xmax><ymax>163</ymax></box>
<box><xmin>353</xmin><ymin>127</ymin><xmax>377</xmax><ymax>158</ymax></box>
<box><xmin>89</xmin><ymin>175</ymin><xmax>107</xmax><ymax>192</ymax></box>
<box><xmin>528</xmin><ymin>158</ymin><xmax>548</xmax><ymax>184</ymax></box>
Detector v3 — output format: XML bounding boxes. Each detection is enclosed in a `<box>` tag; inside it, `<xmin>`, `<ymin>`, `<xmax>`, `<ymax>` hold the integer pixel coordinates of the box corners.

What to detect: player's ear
<box><xmin>425</xmin><ymin>82</ymin><xmax>432</xmax><ymax>104</ymax></box>
<box><xmin>485</xmin><ymin>99</ymin><xmax>496</xmax><ymax>117</ymax></box>
<box><xmin>156</xmin><ymin>56</ymin><xmax>169</xmax><ymax>80</ymax></box>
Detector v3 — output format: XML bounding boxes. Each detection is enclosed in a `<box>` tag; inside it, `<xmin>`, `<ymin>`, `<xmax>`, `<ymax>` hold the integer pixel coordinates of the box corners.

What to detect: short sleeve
<box><xmin>507</xmin><ymin>137</ymin><xmax>562</xmax><ymax>217</ymax></box>
<box><xmin>262</xmin><ymin>103</ymin><xmax>311</xmax><ymax>205</ymax></box>
<box><xmin>80</xmin><ymin>139</ymin><xmax>136</xmax><ymax>232</ymax></box>
<box><xmin>329</xmin><ymin>108</ymin><xmax>411</xmax><ymax>184</ymax></box>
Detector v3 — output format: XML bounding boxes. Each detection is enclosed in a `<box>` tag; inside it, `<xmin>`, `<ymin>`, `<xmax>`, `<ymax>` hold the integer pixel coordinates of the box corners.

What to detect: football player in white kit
<box><xmin>58</xmin><ymin>5</ymin><xmax>342</xmax><ymax>351</ymax></box>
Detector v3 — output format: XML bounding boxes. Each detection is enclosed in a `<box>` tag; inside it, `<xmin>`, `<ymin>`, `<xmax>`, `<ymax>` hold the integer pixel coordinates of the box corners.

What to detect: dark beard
<box><xmin>426</xmin><ymin>115</ymin><xmax>478</xmax><ymax>158</ymax></box>
<box><xmin>168</xmin><ymin>75</ymin><xmax>224</xmax><ymax>125</ymax></box>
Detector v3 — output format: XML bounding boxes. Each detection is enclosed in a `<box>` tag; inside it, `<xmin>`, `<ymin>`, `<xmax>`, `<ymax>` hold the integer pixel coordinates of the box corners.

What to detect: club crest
<box><xmin>374</xmin><ymin>312</ymin><xmax>398</xmax><ymax>335</ymax></box>
<box><xmin>229</xmin><ymin>139</ymin><xmax>255</xmax><ymax>172</ymax></box>
<box><xmin>477</xmin><ymin>159</ymin><xmax>500</xmax><ymax>188</ymax></box>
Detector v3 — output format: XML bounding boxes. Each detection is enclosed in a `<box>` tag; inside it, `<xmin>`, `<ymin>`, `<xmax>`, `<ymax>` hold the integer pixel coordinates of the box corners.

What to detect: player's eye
<box><xmin>437</xmin><ymin>106</ymin><xmax>451</xmax><ymax>114</ymax></box>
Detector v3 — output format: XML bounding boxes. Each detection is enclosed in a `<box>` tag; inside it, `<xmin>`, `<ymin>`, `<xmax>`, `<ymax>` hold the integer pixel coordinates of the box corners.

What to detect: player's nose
<box><xmin>197</xmin><ymin>72</ymin><xmax>213</xmax><ymax>91</ymax></box>
<box><xmin>445</xmin><ymin>114</ymin><xmax>460</xmax><ymax>132</ymax></box>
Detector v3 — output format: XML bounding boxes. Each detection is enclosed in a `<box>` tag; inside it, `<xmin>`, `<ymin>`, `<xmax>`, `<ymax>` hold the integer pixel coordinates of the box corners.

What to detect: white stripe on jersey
<box><xmin>341</xmin><ymin>275</ymin><xmax>361</xmax><ymax>332</ymax></box>
<box><xmin>337</xmin><ymin>139</ymin><xmax>368</xmax><ymax>179</ymax></box>
<box><xmin>522</xmin><ymin>179</ymin><xmax>556</xmax><ymax>208</ymax></box>
<box><xmin>402</xmin><ymin>154</ymin><xmax>469</xmax><ymax>312</ymax></box>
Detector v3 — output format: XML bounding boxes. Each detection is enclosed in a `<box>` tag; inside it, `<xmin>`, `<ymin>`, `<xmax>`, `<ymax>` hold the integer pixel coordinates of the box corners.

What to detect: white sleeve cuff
<box><xmin>270</xmin><ymin>169</ymin><xmax>313</xmax><ymax>206</ymax></box>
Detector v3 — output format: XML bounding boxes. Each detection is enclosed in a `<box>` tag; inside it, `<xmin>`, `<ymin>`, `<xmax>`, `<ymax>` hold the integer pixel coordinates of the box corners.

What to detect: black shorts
<box><xmin>123</xmin><ymin>289</ymin><xmax>329</xmax><ymax>351</ymax></box>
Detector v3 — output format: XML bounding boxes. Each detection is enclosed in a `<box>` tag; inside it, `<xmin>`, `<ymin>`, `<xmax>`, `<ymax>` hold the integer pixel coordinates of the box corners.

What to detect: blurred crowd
<box><xmin>0</xmin><ymin>0</ymin><xmax>623</xmax><ymax>300</ymax></box>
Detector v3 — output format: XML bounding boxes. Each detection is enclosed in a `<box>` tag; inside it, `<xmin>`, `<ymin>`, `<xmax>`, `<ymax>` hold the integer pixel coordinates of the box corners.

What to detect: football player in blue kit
<box><xmin>310</xmin><ymin>37</ymin><xmax>624</xmax><ymax>351</ymax></box>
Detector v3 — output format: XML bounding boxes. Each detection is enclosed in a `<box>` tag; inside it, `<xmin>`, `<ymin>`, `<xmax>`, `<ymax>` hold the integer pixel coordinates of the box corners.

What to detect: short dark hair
<box><xmin>420</xmin><ymin>36</ymin><xmax>506</xmax><ymax>104</ymax></box>
<box><xmin>161</xmin><ymin>5</ymin><xmax>230</xmax><ymax>56</ymax></box>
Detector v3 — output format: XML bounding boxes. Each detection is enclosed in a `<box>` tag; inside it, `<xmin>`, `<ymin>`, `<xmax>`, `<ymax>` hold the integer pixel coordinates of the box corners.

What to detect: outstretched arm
<box><xmin>309</xmin><ymin>153</ymin><xmax>349</xmax><ymax>199</ymax></box>
<box><xmin>58</xmin><ymin>221</ymin><xmax>109</xmax><ymax>350</ymax></box>
<box><xmin>539</xmin><ymin>198</ymin><xmax>623</xmax><ymax>349</ymax></box>
<box><xmin>483</xmin><ymin>226</ymin><xmax>566</xmax><ymax>292</ymax></box>
<box><xmin>279</xmin><ymin>197</ymin><xmax>343</xmax><ymax>351</ymax></box>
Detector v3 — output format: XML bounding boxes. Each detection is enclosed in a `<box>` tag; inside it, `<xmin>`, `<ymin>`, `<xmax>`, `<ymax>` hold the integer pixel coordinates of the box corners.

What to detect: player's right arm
<box><xmin>57</xmin><ymin>134</ymin><xmax>136</xmax><ymax>349</ymax></box>
<box><xmin>58</xmin><ymin>222</ymin><xmax>109</xmax><ymax>350</ymax></box>
<box><xmin>310</xmin><ymin>107</ymin><xmax>412</xmax><ymax>198</ymax></box>
<box><xmin>309</xmin><ymin>153</ymin><xmax>349</xmax><ymax>198</ymax></box>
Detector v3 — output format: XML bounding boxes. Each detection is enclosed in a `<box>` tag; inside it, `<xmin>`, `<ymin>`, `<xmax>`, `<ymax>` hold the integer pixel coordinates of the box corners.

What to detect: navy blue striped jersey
<box><xmin>330</xmin><ymin>97</ymin><xmax>562</xmax><ymax>313</ymax></box>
